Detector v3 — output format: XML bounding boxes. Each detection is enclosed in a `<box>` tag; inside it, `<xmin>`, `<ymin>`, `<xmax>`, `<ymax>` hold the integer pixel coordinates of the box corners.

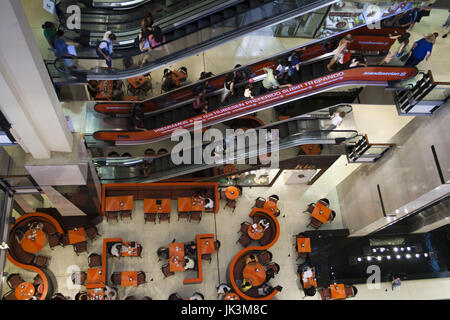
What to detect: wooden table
<box><xmin>297</xmin><ymin>237</ymin><xmax>311</xmax><ymax>253</ymax></box>
<box><xmin>144</xmin><ymin>199</ymin><xmax>171</xmax><ymax>214</ymax></box>
<box><xmin>197</xmin><ymin>237</ymin><xmax>215</xmax><ymax>255</ymax></box>
<box><xmin>121</xmin><ymin>241</ymin><xmax>139</xmax><ymax>257</ymax></box>
<box><xmin>21</xmin><ymin>229</ymin><xmax>47</xmax><ymax>253</ymax></box>
<box><xmin>128</xmin><ymin>75</ymin><xmax>147</xmax><ymax>89</ymax></box>
<box><xmin>87</xmin><ymin>287</ymin><xmax>104</xmax><ymax>300</ymax></box>
<box><xmin>248</xmin><ymin>224</ymin><xmax>264</xmax><ymax>240</ymax></box>
<box><xmin>169</xmin><ymin>243</ymin><xmax>185</xmax><ymax>272</ymax></box>
<box><xmin>302</xmin><ymin>270</ymin><xmax>317</xmax><ymax>289</ymax></box>
<box><xmin>225</xmin><ymin>186</ymin><xmax>240</xmax><ymax>200</ymax></box>
<box><xmin>87</xmin><ymin>268</ymin><xmax>103</xmax><ymax>286</ymax></box>
<box><xmin>68</xmin><ymin>227</ymin><xmax>86</xmax><ymax>244</ymax></box>
<box><xmin>263</xmin><ymin>200</ymin><xmax>277</xmax><ymax>213</ymax></box>
<box><xmin>15</xmin><ymin>282</ymin><xmax>35</xmax><ymax>300</ymax></box>
<box><xmin>224</xmin><ymin>292</ymin><xmax>240</xmax><ymax>300</ymax></box>
<box><xmin>330</xmin><ymin>283</ymin><xmax>346</xmax><ymax>300</ymax></box>
<box><xmin>243</xmin><ymin>263</ymin><xmax>266</xmax><ymax>287</ymax></box>
<box><xmin>311</xmin><ymin>201</ymin><xmax>331</xmax><ymax>224</ymax></box>
<box><xmin>121</xmin><ymin>271</ymin><xmax>138</xmax><ymax>287</ymax></box>
<box><xmin>177</xmin><ymin>197</ymin><xmax>204</xmax><ymax>213</ymax></box>
<box><xmin>96</xmin><ymin>80</ymin><xmax>113</xmax><ymax>100</ymax></box>
<box><xmin>105</xmin><ymin>195</ymin><xmax>134</xmax><ymax>212</ymax></box>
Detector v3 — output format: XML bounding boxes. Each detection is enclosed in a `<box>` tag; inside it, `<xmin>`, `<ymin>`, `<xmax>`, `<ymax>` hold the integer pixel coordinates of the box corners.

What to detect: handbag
<box><xmin>400</xmin><ymin>52</ymin><xmax>410</xmax><ymax>62</ymax></box>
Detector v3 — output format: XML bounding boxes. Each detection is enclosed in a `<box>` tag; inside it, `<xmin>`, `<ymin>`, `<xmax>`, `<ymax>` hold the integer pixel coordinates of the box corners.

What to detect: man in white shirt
<box><xmin>184</xmin><ymin>256</ymin><xmax>195</xmax><ymax>270</ymax></box>
<box><xmin>326</xmin><ymin>111</ymin><xmax>346</xmax><ymax>131</ymax></box>
<box><xmin>204</xmin><ymin>198</ymin><xmax>214</xmax><ymax>209</ymax></box>
<box><xmin>97</xmin><ymin>32</ymin><xmax>116</xmax><ymax>69</ymax></box>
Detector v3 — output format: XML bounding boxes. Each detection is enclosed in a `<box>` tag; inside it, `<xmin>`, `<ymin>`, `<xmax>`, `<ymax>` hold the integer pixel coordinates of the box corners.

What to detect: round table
<box><xmin>224</xmin><ymin>292</ymin><xmax>240</xmax><ymax>300</ymax></box>
<box><xmin>263</xmin><ymin>200</ymin><xmax>277</xmax><ymax>213</ymax></box>
<box><xmin>248</xmin><ymin>225</ymin><xmax>264</xmax><ymax>240</ymax></box>
<box><xmin>15</xmin><ymin>282</ymin><xmax>35</xmax><ymax>300</ymax></box>
<box><xmin>225</xmin><ymin>186</ymin><xmax>240</xmax><ymax>200</ymax></box>
<box><xmin>243</xmin><ymin>263</ymin><xmax>266</xmax><ymax>287</ymax></box>
<box><xmin>223</xmin><ymin>164</ymin><xmax>237</xmax><ymax>175</ymax></box>
<box><xmin>21</xmin><ymin>229</ymin><xmax>47</xmax><ymax>253</ymax></box>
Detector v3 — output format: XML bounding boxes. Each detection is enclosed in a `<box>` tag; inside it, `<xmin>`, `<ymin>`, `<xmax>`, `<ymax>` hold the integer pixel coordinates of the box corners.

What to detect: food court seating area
<box><xmin>102</xmin><ymin>182</ymin><xmax>220</xmax><ymax>216</ymax></box>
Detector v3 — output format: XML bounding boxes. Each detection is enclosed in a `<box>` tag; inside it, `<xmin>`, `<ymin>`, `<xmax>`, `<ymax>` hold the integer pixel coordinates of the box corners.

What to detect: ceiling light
<box><xmin>380</xmin><ymin>248</ymin><xmax>385</xmax><ymax>252</ymax></box>
<box><xmin>400</xmin><ymin>248</ymin><xmax>404</xmax><ymax>251</ymax></box>
<box><xmin>415</xmin><ymin>254</ymin><xmax>420</xmax><ymax>258</ymax></box>
<box><xmin>372</xmin><ymin>249</ymin><xmax>376</xmax><ymax>253</ymax></box>
<box><xmin>393</xmin><ymin>247</ymin><xmax>398</xmax><ymax>252</ymax></box>
<box><xmin>367</xmin><ymin>257</ymin><xmax>372</xmax><ymax>261</ymax></box>
<box><xmin>407</xmin><ymin>247</ymin><xmax>411</xmax><ymax>251</ymax></box>
<box><xmin>357</xmin><ymin>257</ymin><xmax>362</xmax><ymax>262</ymax></box>
<box><xmin>377</xmin><ymin>256</ymin><xmax>382</xmax><ymax>261</ymax></box>
<box><xmin>424</xmin><ymin>253</ymin><xmax>429</xmax><ymax>258</ymax></box>
<box><xmin>406</xmin><ymin>254</ymin><xmax>411</xmax><ymax>259</ymax></box>
<box><xmin>387</xmin><ymin>256</ymin><xmax>391</xmax><ymax>260</ymax></box>
<box><xmin>396</xmin><ymin>255</ymin><xmax>401</xmax><ymax>259</ymax></box>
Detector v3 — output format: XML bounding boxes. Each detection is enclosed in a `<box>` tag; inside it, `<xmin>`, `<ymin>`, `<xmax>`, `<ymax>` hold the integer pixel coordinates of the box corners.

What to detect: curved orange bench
<box><xmin>7</xmin><ymin>212</ymin><xmax>65</xmax><ymax>300</ymax></box>
<box><xmin>229</xmin><ymin>208</ymin><xmax>281</xmax><ymax>300</ymax></box>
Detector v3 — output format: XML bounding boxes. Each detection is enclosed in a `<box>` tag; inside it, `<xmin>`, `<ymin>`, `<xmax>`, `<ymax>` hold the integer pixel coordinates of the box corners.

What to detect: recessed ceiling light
<box><xmin>387</xmin><ymin>256</ymin><xmax>391</xmax><ymax>260</ymax></box>
<box><xmin>394</xmin><ymin>247</ymin><xmax>398</xmax><ymax>252</ymax></box>
<box><xmin>396</xmin><ymin>255</ymin><xmax>401</xmax><ymax>259</ymax></box>
<box><xmin>357</xmin><ymin>257</ymin><xmax>362</xmax><ymax>262</ymax></box>
<box><xmin>406</xmin><ymin>254</ymin><xmax>411</xmax><ymax>259</ymax></box>
<box><xmin>367</xmin><ymin>257</ymin><xmax>372</xmax><ymax>261</ymax></box>
<box><xmin>377</xmin><ymin>256</ymin><xmax>382</xmax><ymax>261</ymax></box>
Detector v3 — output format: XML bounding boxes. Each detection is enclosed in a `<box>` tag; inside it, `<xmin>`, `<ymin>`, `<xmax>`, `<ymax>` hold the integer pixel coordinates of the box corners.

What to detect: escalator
<box><xmin>53</xmin><ymin>0</ymin><xmax>337</xmax><ymax>81</ymax></box>
<box><xmin>60</xmin><ymin>0</ymin><xmax>251</xmax><ymax>49</ymax></box>
<box><xmin>87</xmin><ymin>53</ymin><xmax>418</xmax><ymax>146</ymax></box>
<box><xmin>92</xmin><ymin>26</ymin><xmax>405</xmax><ymax>116</ymax></box>
<box><xmin>93</xmin><ymin>113</ymin><xmax>358</xmax><ymax>183</ymax></box>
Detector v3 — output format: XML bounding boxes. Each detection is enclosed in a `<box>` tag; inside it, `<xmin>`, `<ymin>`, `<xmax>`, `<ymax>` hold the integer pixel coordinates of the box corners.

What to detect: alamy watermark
<box><xmin>170</xmin><ymin>121</ymin><xmax>279</xmax><ymax>168</ymax></box>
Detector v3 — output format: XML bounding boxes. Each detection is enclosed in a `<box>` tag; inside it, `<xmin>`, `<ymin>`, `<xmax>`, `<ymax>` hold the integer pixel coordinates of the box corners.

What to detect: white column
<box><xmin>0</xmin><ymin>0</ymin><xmax>72</xmax><ymax>159</ymax></box>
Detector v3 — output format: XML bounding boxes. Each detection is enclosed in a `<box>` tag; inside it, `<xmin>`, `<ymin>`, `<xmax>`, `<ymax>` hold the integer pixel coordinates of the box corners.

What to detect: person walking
<box><xmin>379</xmin><ymin>33</ymin><xmax>410</xmax><ymax>65</ymax></box>
<box><xmin>97</xmin><ymin>31</ymin><xmax>116</xmax><ymax>70</ymax></box>
<box><xmin>54</xmin><ymin>30</ymin><xmax>77</xmax><ymax>70</ymax></box>
<box><xmin>42</xmin><ymin>21</ymin><xmax>57</xmax><ymax>50</ymax></box>
<box><xmin>327</xmin><ymin>34</ymin><xmax>353</xmax><ymax>71</ymax></box>
<box><xmin>404</xmin><ymin>33</ymin><xmax>437</xmax><ymax>67</ymax></box>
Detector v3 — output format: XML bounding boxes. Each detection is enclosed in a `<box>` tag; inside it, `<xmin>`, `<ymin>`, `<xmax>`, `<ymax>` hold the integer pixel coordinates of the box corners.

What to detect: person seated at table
<box><xmin>168</xmin><ymin>293</ymin><xmax>183</xmax><ymax>300</ymax></box>
<box><xmin>109</xmin><ymin>242</ymin><xmax>122</xmax><ymax>257</ymax></box>
<box><xmin>184</xmin><ymin>241</ymin><xmax>197</xmax><ymax>257</ymax></box>
<box><xmin>257</xmin><ymin>284</ymin><xmax>273</xmax><ymax>297</ymax></box>
<box><xmin>14</xmin><ymin>227</ymin><xmax>27</xmax><ymax>244</ymax></box>
<box><xmin>204</xmin><ymin>198</ymin><xmax>214</xmax><ymax>209</ymax></box>
<box><xmin>104</xmin><ymin>284</ymin><xmax>118</xmax><ymax>300</ymax></box>
<box><xmin>87</xmin><ymin>80</ymin><xmax>98</xmax><ymax>98</ymax></box>
<box><xmin>258</xmin><ymin>218</ymin><xmax>270</xmax><ymax>230</ymax></box>
<box><xmin>240</xmin><ymin>279</ymin><xmax>252</xmax><ymax>293</ymax></box>
<box><xmin>304</xmin><ymin>286</ymin><xmax>317</xmax><ymax>297</ymax></box>
<box><xmin>266</xmin><ymin>263</ymin><xmax>280</xmax><ymax>280</ymax></box>
<box><xmin>161</xmin><ymin>67</ymin><xmax>188</xmax><ymax>92</ymax></box>
<box><xmin>112</xmin><ymin>81</ymin><xmax>124</xmax><ymax>100</ymax></box>
<box><xmin>141</xmin><ymin>159</ymin><xmax>151</xmax><ymax>177</ymax></box>
<box><xmin>217</xmin><ymin>283</ymin><xmax>232</xmax><ymax>298</ymax></box>
<box><xmin>157</xmin><ymin>246</ymin><xmax>170</xmax><ymax>260</ymax></box>
<box><xmin>189</xmin><ymin>292</ymin><xmax>204</xmax><ymax>300</ymax></box>
<box><xmin>184</xmin><ymin>256</ymin><xmax>196</xmax><ymax>270</ymax></box>
<box><xmin>30</xmin><ymin>221</ymin><xmax>44</xmax><ymax>231</ymax></box>
<box><xmin>131</xmin><ymin>103</ymin><xmax>146</xmax><ymax>131</ymax></box>
<box><xmin>245</xmin><ymin>254</ymin><xmax>258</xmax><ymax>265</ymax></box>
<box><xmin>199</xmin><ymin>71</ymin><xmax>214</xmax><ymax>80</ymax></box>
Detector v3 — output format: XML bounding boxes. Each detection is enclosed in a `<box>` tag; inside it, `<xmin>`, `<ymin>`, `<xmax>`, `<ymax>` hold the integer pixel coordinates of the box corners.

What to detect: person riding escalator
<box><xmin>131</xmin><ymin>103</ymin><xmax>146</xmax><ymax>131</ymax></box>
<box><xmin>161</xmin><ymin>67</ymin><xmax>188</xmax><ymax>92</ymax></box>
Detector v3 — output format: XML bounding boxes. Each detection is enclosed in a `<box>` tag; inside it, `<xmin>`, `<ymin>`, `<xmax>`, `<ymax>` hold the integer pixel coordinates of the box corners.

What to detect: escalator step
<box><xmin>162</xmin><ymin>111</ymin><xmax>172</xmax><ymax>125</ymax></box>
<box><xmin>236</xmin><ymin>4</ymin><xmax>250</xmax><ymax>14</ymax></box>
<box><xmin>210</xmin><ymin>15</ymin><xmax>222</xmax><ymax>25</ymax></box>
<box><xmin>301</xmin><ymin>65</ymin><xmax>314</xmax><ymax>81</ymax></box>
<box><xmin>287</xmin><ymin>121</ymin><xmax>298</xmax><ymax>135</ymax></box>
<box><xmin>279</xmin><ymin>125</ymin><xmax>289</xmax><ymax>139</ymax></box>
<box><xmin>185</xmin><ymin>24</ymin><xmax>198</xmax><ymax>34</ymax></box>
<box><xmin>223</xmin><ymin>9</ymin><xmax>237</xmax><ymax>20</ymax></box>
<box><xmin>312</xmin><ymin>63</ymin><xmax>324</xmax><ymax>78</ymax></box>
<box><xmin>197</xmin><ymin>19</ymin><xmax>210</xmax><ymax>29</ymax></box>
<box><xmin>173</xmin><ymin>29</ymin><xmax>186</xmax><ymax>38</ymax></box>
